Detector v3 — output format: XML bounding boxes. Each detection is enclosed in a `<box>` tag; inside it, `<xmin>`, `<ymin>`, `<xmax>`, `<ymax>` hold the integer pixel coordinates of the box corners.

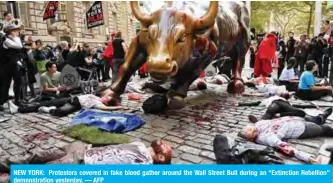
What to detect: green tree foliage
<box><xmin>251</xmin><ymin>1</ymin><xmax>328</xmax><ymax>37</ymax></box>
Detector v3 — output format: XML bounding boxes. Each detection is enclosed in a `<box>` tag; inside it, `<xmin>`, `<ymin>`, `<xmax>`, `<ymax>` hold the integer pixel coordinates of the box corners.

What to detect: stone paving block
<box><xmin>7</xmin><ymin>147</ymin><xmax>26</xmax><ymax>156</ymax></box>
<box><xmin>141</xmin><ymin>135</ymin><xmax>156</xmax><ymax>142</ymax></box>
<box><xmin>126</xmin><ymin>131</ymin><xmax>144</xmax><ymax>138</ymax></box>
<box><xmin>163</xmin><ymin>135</ymin><xmax>185</xmax><ymax>144</ymax></box>
<box><xmin>166</xmin><ymin>131</ymin><xmax>186</xmax><ymax>138</ymax></box>
<box><xmin>180</xmin><ymin>154</ymin><xmax>202</xmax><ymax>164</ymax></box>
<box><xmin>201</xmin><ymin>158</ymin><xmax>216</xmax><ymax>164</ymax></box>
<box><xmin>289</xmin><ymin>139</ymin><xmax>323</xmax><ymax>149</ymax></box>
<box><xmin>193</xmin><ymin>138</ymin><xmax>211</xmax><ymax>145</ymax></box>
<box><xmin>178</xmin><ymin>145</ymin><xmax>201</xmax><ymax>155</ymax></box>
<box><xmin>200</xmin><ymin>151</ymin><xmax>215</xmax><ymax>160</ymax></box>
<box><xmin>151</xmin><ymin>131</ymin><xmax>167</xmax><ymax>138</ymax></box>
<box><xmin>172</xmin><ymin>158</ymin><xmax>192</xmax><ymax>164</ymax></box>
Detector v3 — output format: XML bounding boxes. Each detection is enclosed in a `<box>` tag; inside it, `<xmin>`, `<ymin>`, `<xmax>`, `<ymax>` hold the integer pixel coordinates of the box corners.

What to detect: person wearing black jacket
<box><xmin>307</xmin><ymin>34</ymin><xmax>327</xmax><ymax>77</ymax></box>
<box><xmin>277</xmin><ymin>39</ymin><xmax>287</xmax><ymax>78</ymax></box>
<box><xmin>285</xmin><ymin>32</ymin><xmax>296</xmax><ymax>64</ymax></box>
<box><xmin>0</xmin><ymin>24</ymin><xmax>24</xmax><ymax>108</ymax></box>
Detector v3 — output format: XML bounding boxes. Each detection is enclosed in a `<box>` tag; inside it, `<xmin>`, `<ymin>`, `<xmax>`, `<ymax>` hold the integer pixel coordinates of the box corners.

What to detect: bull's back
<box><xmin>216</xmin><ymin>1</ymin><xmax>250</xmax><ymax>42</ymax></box>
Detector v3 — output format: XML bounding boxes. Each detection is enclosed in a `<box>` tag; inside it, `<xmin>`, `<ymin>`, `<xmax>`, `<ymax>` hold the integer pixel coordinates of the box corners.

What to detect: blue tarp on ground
<box><xmin>71</xmin><ymin>109</ymin><xmax>145</xmax><ymax>133</ymax></box>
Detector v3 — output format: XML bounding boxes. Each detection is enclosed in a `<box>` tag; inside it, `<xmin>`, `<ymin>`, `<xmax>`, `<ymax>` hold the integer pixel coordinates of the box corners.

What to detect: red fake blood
<box><xmin>169</xmin><ymin>11</ymin><xmax>176</xmax><ymax>18</ymax></box>
<box><xmin>24</xmin><ymin>132</ymin><xmax>50</xmax><ymax>142</ymax></box>
<box><xmin>208</xmin><ymin>42</ymin><xmax>217</xmax><ymax>54</ymax></box>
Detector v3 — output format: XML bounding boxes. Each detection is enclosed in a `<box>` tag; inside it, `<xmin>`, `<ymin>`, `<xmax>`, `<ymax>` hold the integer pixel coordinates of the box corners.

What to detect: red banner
<box><xmin>43</xmin><ymin>1</ymin><xmax>59</xmax><ymax>21</ymax></box>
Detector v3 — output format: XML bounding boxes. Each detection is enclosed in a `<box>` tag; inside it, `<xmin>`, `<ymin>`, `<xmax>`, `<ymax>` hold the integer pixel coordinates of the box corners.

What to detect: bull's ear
<box><xmin>194</xmin><ymin>1</ymin><xmax>218</xmax><ymax>30</ymax></box>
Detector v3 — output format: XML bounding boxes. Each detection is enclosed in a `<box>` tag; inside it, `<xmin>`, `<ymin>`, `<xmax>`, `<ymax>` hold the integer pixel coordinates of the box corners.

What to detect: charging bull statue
<box><xmin>109</xmin><ymin>1</ymin><xmax>250</xmax><ymax>109</ymax></box>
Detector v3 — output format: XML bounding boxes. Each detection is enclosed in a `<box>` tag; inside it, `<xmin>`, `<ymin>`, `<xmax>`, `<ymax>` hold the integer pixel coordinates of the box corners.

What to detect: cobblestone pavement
<box><xmin>1</xmin><ymin>81</ymin><xmax>332</xmax><ymax>165</ymax></box>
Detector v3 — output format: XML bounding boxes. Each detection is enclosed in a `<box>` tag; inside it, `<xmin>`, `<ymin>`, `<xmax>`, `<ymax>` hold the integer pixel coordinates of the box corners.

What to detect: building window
<box><xmin>6</xmin><ymin>2</ymin><xmax>30</xmax><ymax>27</ymax></box>
<box><xmin>18</xmin><ymin>2</ymin><xmax>29</xmax><ymax>27</ymax></box>
<box><xmin>6</xmin><ymin>1</ymin><xmax>20</xmax><ymax>18</ymax></box>
<box><xmin>112</xmin><ymin>12</ymin><xmax>118</xmax><ymax>31</ymax></box>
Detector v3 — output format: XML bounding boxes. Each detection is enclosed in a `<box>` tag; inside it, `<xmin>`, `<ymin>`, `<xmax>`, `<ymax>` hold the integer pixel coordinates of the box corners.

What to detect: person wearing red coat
<box><xmin>101</xmin><ymin>33</ymin><xmax>115</xmax><ymax>80</ymax></box>
<box><xmin>254</xmin><ymin>33</ymin><xmax>278</xmax><ymax>77</ymax></box>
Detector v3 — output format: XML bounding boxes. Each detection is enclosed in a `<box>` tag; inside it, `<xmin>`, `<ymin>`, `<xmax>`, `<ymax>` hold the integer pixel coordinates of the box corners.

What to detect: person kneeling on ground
<box><xmin>47</xmin><ymin>140</ymin><xmax>173</xmax><ymax>164</ymax></box>
<box><xmin>40</xmin><ymin>62</ymin><xmax>72</xmax><ymax>99</ymax></box>
<box><xmin>238</xmin><ymin>116</ymin><xmax>333</xmax><ymax>164</ymax></box>
<box><xmin>296</xmin><ymin>60</ymin><xmax>333</xmax><ymax>100</ymax></box>
<box><xmin>278</xmin><ymin>57</ymin><xmax>299</xmax><ymax>91</ymax></box>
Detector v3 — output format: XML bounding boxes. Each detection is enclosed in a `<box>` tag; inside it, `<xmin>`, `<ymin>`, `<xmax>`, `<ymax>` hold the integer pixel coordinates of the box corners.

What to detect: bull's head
<box><xmin>131</xmin><ymin>1</ymin><xmax>218</xmax><ymax>80</ymax></box>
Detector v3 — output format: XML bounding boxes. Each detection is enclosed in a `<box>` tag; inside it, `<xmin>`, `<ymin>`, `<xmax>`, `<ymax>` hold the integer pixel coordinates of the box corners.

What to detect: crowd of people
<box><xmin>1</xmin><ymin>10</ymin><xmax>333</xmax><ymax>166</ymax></box>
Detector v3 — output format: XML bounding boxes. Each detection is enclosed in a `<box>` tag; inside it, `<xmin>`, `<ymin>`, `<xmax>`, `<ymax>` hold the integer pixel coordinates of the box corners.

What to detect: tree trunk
<box><xmin>307</xmin><ymin>5</ymin><xmax>313</xmax><ymax>36</ymax></box>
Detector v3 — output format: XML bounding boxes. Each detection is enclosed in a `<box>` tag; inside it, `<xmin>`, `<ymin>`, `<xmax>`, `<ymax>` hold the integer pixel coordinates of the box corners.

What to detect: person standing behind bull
<box><xmin>294</xmin><ymin>34</ymin><xmax>309</xmax><ymax>75</ymax></box>
<box><xmin>0</xmin><ymin>24</ymin><xmax>24</xmax><ymax>108</ymax></box>
<box><xmin>285</xmin><ymin>32</ymin><xmax>296</xmax><ymax>64</ymax></box>
<box><xmin>111</xmin><ymin>32</ymin><xmax>128</xmax><ymax>84</ymax></box>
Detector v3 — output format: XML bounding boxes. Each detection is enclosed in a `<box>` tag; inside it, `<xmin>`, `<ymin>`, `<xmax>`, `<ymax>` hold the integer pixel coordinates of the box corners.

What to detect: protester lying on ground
<box><xmin>296</xmin><ymin>60</ymin><xmax>333</xmax><ymax>100</ymax></box>
<box><xmin>40</xmin><ymin>61</ymin><xmax>72</xmax><ymax>99</ymax></box>
<box><xmin>237</xmin><ymin>94</ymin><xmax>331</xmax><ymax>124</ymax></box>
<box><xmin>204</xmin><ymin>74</ymin><xmax>230</xmax><ymax>85</ymax></box>
<box><xmin>243</xmin><ymin>76</ymin><xmax>274</xmax><ymax>88</ymax></box>
<box><xmin>46</xmin><ymin>140</ymin><xmax>172</xmax><ymax>164</ymax></box>
<box><xmin>238</xmin><ymin>116</ymin><xmax>333</xmax><ymax>164</ymax></box>
<box><xmin>11</xmin><ymin>86</ymin><xmax>128</xmax><ymax>116</ymax></box>
<box><xmin>278</xmin><ymin>57</ymin><xmax>299</xmax><ymax>91</ymax></box>
<box><xmin>243</xmin><ymin>82</ymin><xmax>289</xmax><ymax>98</ymax></box>
<box><xmin>213</xmin><ymin>134</ymin><xmax>284</xmax><ymax>164</ymax></box>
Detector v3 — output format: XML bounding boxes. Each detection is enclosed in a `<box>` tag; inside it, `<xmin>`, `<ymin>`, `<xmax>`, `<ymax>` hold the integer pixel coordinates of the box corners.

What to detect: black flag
<box><xmin>43</xmin><ymin>1</ymin><xmax>59</xmax><ymax>21</ymax></box>
<box><xmin>86</xmin><ymin>1</ymin><xmax>104</xmax><ymax>29</ymax></box>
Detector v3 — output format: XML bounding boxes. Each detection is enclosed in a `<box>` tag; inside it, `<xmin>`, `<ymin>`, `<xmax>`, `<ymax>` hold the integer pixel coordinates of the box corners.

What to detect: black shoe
<box><xmin>323</xmin><ymin>108</ymin><xmax>333</xmax><ymax>119</ymax></box>
<box><xmin>304</xmin><ymin>115</ymin><xmax>323</xmax><ymax>125</ymax></box>
<box><xmin>317</xmin><ymin>108</ymin><xmax>333</xmax><ymax>124</ymax></box>
<box><xmin>0</xmin><ymin>105</ymin><xmax>4</xmax><ymax>111</ymax></box>
<box><xmin>248</xmin><ymin>115</ymin><xmax>258</xmax><ymax>123</ymax></box>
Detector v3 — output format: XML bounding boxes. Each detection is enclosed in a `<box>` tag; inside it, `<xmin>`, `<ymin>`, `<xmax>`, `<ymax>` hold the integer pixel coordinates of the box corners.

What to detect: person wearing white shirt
<box><xmin>279</xmin><ymin>57</ymin><xmax>299</xmax><ymax>91</ymax></box>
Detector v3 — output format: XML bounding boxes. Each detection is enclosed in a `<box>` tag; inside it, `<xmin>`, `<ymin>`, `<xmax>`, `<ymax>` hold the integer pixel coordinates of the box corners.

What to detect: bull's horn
<box><xmin>130</xmin><ymin>1</ymin><xmax>153</xmax><ymax>26</ymax></box>
<box><xmin>194</xmin><ymin>1</ymin><xmax>218</xmax><ymax>30</ymax></box>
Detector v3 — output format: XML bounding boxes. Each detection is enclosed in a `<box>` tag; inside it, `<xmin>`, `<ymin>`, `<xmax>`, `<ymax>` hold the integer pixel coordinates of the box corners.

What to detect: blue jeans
<box><xmin>112</xmin><ymin>58</ymin><xmax>124</xmax><ymax>84</ymax></box>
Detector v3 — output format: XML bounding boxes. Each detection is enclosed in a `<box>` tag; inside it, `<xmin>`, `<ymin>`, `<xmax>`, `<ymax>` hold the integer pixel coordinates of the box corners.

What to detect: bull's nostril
<box><xmin>166</xmin><ymin>58</ymin><xmax>172</xmax><ymax>63</ymax></box>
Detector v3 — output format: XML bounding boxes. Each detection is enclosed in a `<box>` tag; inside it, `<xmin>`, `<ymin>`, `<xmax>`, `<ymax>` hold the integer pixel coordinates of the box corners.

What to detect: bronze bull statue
<box><xmin>109</xmin><ymin>1</ymin><xmax>250</xmax><ymax>109</ymax></box>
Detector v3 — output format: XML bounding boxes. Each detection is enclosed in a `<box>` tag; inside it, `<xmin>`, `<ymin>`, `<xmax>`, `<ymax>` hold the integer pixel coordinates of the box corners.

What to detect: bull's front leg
<box><xmin>168</xmin><ymin>36</ymin><xmax>217</xmax><ymax>109</ymax></box>
<box><xmin>110</xmin><ymin>36</ymin><xmax>148</xmax><ymax>104</ymax></box>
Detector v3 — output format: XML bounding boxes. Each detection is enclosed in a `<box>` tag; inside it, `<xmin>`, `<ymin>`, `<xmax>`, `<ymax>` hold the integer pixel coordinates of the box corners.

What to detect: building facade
<box><xmin>0</xmin><ymin>1</ymin><xmax>138</xmax><ymax>46</ymax></box>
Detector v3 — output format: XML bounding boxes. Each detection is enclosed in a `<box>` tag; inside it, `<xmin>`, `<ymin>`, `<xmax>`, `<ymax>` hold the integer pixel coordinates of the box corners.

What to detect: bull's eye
<box><xmin>178</xmin><ymin>35</ymin><xmax>186</xmax><ymax>43</ymax></box>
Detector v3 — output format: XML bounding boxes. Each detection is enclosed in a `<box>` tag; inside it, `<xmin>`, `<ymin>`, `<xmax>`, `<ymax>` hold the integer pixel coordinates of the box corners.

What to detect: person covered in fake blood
<box><xmin>254</xmin><ymin>33</ymin><xmax>278</xmax><ymax>78</ymax></box>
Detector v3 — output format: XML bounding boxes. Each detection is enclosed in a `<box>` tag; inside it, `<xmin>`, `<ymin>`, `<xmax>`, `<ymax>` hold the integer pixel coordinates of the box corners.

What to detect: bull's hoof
<box><xmin>168</xmin><ymin>96</ymin><xmax>186</xmax><ymax>110</ymax></box>
<box><xmin>227</xmin><ymin>80</ymin><xmax>245</xmax><ymax>94</ymax></box>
